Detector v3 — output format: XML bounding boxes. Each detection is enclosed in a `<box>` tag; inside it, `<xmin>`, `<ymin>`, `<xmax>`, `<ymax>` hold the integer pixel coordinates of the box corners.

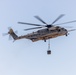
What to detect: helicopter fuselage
<box><xmin>18</xmin><ymin>26</ymin><xmax>67</xmax><ymax>42</ymax></box>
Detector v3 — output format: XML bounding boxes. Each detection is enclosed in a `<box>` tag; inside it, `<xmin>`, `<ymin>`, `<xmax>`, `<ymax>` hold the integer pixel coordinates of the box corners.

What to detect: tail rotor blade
<box><xmin>9</xmin><ymin>35</ymin><xmax>12</xmax><ymax>40</ymax></box>
<box><xmin>8</xmin><ymin>27</ymin><xmax>12</xmax><ymax>30</ymax></box>
<box><xmin>2</xmin><ymin>33</ymin><xmax>8</xmax><ymax>36</ymax></box>
<box><xmin>14</xmin><ymin>30</ymin><xmax>18</xmax><ymax>34</ymax></box>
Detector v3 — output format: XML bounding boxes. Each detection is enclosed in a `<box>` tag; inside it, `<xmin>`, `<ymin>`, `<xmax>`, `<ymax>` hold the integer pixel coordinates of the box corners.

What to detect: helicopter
<box><xmin>3</xmin><ymin>14</ymin><xmax>76</xmax><ymax>55</ymax></box>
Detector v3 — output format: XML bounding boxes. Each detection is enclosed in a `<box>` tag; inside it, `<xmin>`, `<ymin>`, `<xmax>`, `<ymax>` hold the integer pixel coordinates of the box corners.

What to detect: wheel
<box><xmin>47</xmin><ymin>50</ymin><xmax>51</xmax><ymax>55</ymax></box>
<box><xmin>44</xmin><ymin>40</ymin><xmax>46</xmax><ymax>42</ymax></box>
<box><xmin>66</xmin><ymin>34</ymin><xmax>68</xmax><ymax>36</ymax></box>
<box><xmin>66</xmin><ymin>33</ymin><xmax>69</xmax><ymax>36</ymax></box>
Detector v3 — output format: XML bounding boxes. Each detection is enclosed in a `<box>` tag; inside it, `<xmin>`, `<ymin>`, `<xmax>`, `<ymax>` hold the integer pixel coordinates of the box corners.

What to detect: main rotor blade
<box><xmin>24</xmin><ymin>27</ymin><xmax>43</xmax><ymax>31</ymax></box>
<box><xmin>34</xmin><ymin>16</ymin><xmax>48</xmax><ymax>24</ymax></box>
<box><xmin>63</xmin><ymin>26</ymin><xmax>73</xmax><ymax>28</ymax></box>
<box><xmin>18</xmin><ymin>22</ymin><xmax>43</xmax><ymax>26</ymax></box>
<box><xmin>51</xmin><ymin>14</ymin><xmax>65</xmax><ymax>25</ymax></box>
<box><xmin>55</xmin><ymin>20</ymin><xmax>76</xmax><ymax>25</ymax></box>
<box><xmin>68</xmin><ymin>29</ymin><xmax>76</xmax><ymax>32</ymax></box>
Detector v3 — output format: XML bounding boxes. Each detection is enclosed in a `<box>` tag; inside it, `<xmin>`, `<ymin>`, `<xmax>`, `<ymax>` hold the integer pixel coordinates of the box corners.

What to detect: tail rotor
<box><xmin>3</xmin><ymin>27</ymin><xmax>18</xmax><ymax>41</ymax></box>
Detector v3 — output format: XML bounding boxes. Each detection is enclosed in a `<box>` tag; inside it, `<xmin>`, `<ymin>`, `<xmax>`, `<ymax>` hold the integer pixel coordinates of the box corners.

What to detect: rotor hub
<box><xmin>46</xmin><ymin>25</ymin><xmax>53</xmax><ymax>28</ymax></box>
<box><xmin>8</xmin><ymin>29</ymin><xmax>13</xmax><ymax>34</ymax></box>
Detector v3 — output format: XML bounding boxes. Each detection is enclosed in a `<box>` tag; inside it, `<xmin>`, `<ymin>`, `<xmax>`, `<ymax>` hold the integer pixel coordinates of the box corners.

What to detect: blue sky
<box><xmin>0</xmin><ymin>0</ymin><xmax>76</xmax><ymax>75</ymax></box>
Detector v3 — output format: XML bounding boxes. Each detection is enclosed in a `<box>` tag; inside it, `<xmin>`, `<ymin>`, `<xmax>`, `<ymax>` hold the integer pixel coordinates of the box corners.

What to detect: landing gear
<box><xmin>66</xmin><ymin>33</ymin><xmax>68</xmax><ymax>36</ymax></box>
<box><xmin>47</xmin><ymin>39</ymin><xmax>51</xmax><ymax>55</ymax></box>
<box><xmin>44</xmin><ymin>39</ymin><xmax>46</xmax><ymax>42</ymax></box>
<box><xmin>66</xmin><ymin>32</ymin><xmax>69</xmax><ymax>36</ymax></box>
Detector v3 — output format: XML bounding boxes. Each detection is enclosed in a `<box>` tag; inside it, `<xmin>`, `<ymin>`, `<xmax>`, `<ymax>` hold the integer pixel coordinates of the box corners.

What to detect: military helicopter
<box><xmin>3</xmin><ymin>14</ymin><xmax>76</xmax><ymax>54</ymax></box>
